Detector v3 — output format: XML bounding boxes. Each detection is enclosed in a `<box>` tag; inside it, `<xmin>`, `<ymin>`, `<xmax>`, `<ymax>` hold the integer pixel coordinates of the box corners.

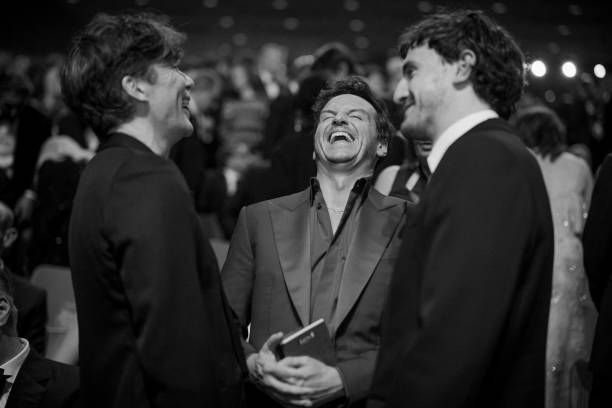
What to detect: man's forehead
<box><xmin>402</xmin><ymin>44</ymin><xmax>444</xmax><ymax>64</ymax></box>
<box><xmin>323</xmin><ymin>93</ymin><xmax>376</xmax><ymax>113</ymax></box>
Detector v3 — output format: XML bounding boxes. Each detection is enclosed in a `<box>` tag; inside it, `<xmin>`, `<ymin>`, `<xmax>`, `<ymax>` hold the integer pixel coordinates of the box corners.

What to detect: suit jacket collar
<box><xmin>270</xmin><ymin>187</ymin><xmax>405</xmax><ymax>332</ymax></box>
<box><xmin>427</xmin><ymin>110</ymin><xmax>499</xmax><ymax>173</ymax></box>
<box><xmin>270</xmin><ymin>190</ymin><xmax>312</xmax><ymax>325</ymax></box>
<box><xmin>98</xmin><ymin>132</ymin><xmax>154</xmax><ymax>154</ymax></box>
<box><xmin>6</xmin><ymin>351</ymin><xmax>49</xmax><ymax>408</ymax></box>
<box><xmin>331</xmin><ymin>188</ymin><xmax>404</xmax><ymax>335</ymax></box>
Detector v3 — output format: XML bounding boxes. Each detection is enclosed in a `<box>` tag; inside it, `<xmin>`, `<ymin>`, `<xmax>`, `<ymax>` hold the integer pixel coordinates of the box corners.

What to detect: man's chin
<box><xmin>400</xmin><ymin>123</ymin><xmax>431</xmax><ymax>143</ymax></box>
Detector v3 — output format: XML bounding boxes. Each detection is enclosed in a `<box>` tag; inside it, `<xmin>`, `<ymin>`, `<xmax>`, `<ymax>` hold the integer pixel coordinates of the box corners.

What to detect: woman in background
<box><xmin>513</xmin><ymin>105</ymin><xmax>597</xmax><ymax>408</ymax></box>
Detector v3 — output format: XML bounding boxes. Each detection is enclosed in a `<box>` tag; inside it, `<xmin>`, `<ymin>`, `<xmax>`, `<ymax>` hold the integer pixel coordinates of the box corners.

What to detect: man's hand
<box><xmin>14</xmin><ymin>190</ymin><xmax>36</xmax><ymax>224</ymax></box>
<box><xmin>280</xmin><ymin>356</ymin><xmax>344</xmax><ymax>404</ymax></box>
<box><xmin>247</xmin><ymin>332</ymin><xmax>315</xmax><ymax>407</ymax></box>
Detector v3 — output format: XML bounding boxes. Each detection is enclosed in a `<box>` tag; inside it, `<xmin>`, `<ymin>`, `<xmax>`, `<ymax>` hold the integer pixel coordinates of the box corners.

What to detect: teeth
<box><xmin>329</xmin><ymin>131</ymin><xmax>354</xmax><ymax>143</ymax></box>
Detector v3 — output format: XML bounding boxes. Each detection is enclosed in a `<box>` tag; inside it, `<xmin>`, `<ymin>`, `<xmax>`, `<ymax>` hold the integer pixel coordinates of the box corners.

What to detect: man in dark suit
<box><xmin>61</xmin><ymin>12</ymin><xmax>246</xmax><ymax>408</ymax></box>
<box><xmin>0</xmin><ymin>260</ymin><xmax>79</xmax><ymax>408</ymax></box>
<box><xmin>583</xmin><ymin>153</ymin><xmax>612</xmax><ymax>408</ymax></box>
<box><xmin>368</xmin><ymin>10</ymin><xmax>554</xmax><ymax>408</ymax></box>
<box><xmin>0</xmin><ymin>201</ymin><xmax>47</xmax><ymax>355</ymax></box>
<box><xmin>222</xmin><ymin>77</ymin><xmax>406</xmax><ymax>407</ymax></box>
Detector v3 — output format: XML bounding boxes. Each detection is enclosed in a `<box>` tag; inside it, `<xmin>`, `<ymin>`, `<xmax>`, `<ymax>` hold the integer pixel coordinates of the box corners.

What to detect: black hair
<box><xmin>398</xmin><ymin>9</ymin><xmax>525</xmax><ymax>119</ymax></box>
<box><xmin>61</xmin><ymin>12</ymin><xmax>186</xmax><ymax>139</ymax></box>
<box><xmin>512</xmin><ymin>105</ymin><xmax>567</xmax><ymax>161</ymax></box>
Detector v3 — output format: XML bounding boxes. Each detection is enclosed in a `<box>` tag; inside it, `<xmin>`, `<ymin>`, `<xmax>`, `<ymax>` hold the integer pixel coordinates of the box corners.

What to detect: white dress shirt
<box><xmin>427</xmin><ymin>110</ymin><xmax>499</xmax><ymax>174</ymax></box>
<box><xmin>0</xmin><ymin>338</ymin><xmax>30</xmax><ymax>408</ymax></box>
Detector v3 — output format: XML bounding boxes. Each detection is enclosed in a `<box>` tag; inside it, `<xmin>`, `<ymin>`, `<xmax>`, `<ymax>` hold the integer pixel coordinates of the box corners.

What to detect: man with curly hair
<box><xmin>368</xmin><ymin>10</ymin><xmax>554</xmax><ymax>408</ymax></box>
<box><xmin>62</xmin><ymin>13</ymin><xmax>246</xmax><ymax>407</ymax></box>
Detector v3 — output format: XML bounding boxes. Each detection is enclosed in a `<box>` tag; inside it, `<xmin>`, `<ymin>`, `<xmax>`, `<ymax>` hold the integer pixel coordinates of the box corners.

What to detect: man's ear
<box><xmin>2</xmin><ymin>227</ymin><xmax>17</xmax><ymax>250</ymax></box>
<box><xmin>121</xmin><ymin>75</ymin><xmax>149</xmax><ymax>102</ymax></box>
<box><xmin>0</xmin><ymin>293</ymin><xmax>12</xmax><ymax>331</ymax></box>
<box><xmin>454</xmin><ymin>49</ymin><xmax>477</xmax><ymax>84</ymax></box>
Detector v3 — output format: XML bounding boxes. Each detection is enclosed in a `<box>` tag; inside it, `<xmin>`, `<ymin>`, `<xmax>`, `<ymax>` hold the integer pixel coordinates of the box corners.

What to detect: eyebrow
<box><xmin>321</xmin><ymin>108</ymin><xmax>371</xmax><ymax>115</ymax></box>
<box><xmin>402</xmin><ymin>61</ymin><xmax>417</xmax><ymax>75</ymax></box>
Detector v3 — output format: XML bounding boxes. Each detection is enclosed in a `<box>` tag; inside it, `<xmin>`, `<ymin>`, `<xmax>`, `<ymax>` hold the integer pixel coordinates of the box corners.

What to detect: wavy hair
<box><xmin>398</xmin><ymin>9</ymin><xmax>526</xmax><ymax>119</ymax></box>
<box><xmin>512</xmin><ymin>105</ymin><xmax>567</xmax><ymax>161</ymax></box>
<box><xmin>61</xmin><ymin>12</ymin><xmax>186</xmax><ymax>139</ymax></box>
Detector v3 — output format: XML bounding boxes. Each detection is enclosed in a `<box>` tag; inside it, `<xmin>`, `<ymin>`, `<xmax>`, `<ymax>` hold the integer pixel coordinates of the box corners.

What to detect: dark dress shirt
<box><xmin>309</xmin><ymin>178</ymin><xmax>368</xmax><ymax>325</ymax></box>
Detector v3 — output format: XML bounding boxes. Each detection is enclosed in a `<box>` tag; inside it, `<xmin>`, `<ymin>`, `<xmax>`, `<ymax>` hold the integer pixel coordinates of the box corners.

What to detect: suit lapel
<box><xmin>331</xmin><ymin>191</ymin><xmax>404</xmax><ymax>334</ymax></box>
<box><xmin>6</xmin><ymin>352</ymin><xmax>49</xmax><ymax>408</ymax></box>
<box><xmin>270</xmin><ymin>191</ymin><xmax>312</xmax><ymax>326</ymax></box>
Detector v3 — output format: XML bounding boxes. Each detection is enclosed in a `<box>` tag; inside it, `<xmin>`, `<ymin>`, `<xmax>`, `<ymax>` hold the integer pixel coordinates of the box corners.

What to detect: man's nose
<box><xmin>182</xmin><ymin>71</ymin><xmax>195</xmax><ymax>89</ymax></box>
<box><xmin>393</xmin><ymin>78</ymin><xmax>409</xmax><ymax>105</ymax></box>
<box><xmin>332</xmin><ymin>112</ymin><xmax>348</xmax><ymax>125</ymax></box>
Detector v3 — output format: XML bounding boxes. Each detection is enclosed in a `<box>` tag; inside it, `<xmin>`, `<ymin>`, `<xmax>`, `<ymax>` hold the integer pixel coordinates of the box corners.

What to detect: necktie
<box><xmin>0</xmin><ymin>368</ymin><xmax>12</xmax><ymax>395</ymax></box>
<box><xmin>419</xmin><ymin>157</ymin><xmax>432</xmax><ymax>180</ymax></box>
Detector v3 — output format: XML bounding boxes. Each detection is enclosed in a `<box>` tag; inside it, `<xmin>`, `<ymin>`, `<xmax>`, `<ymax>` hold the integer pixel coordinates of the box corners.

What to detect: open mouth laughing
<box><xmin>328</xmin><ymin>130</ymin><xmax>355</xmax><ymax>144</ymax></box>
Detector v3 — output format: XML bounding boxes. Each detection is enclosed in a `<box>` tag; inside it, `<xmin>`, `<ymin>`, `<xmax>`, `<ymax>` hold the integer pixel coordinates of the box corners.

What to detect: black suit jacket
<box><xmin>368</xmin><ymin>118</ymin><xmax>554</xmax><ymax>408</ymax></box>
<box><xmin>69</xmin><ymin>133</ymin><xmax>246</xmax><ymax>408</ymax></box>
<box><xmin>7</xmin><ymin>350</ymin><xmax>79</xmax><ymax>408</ymax></box>
<box><xmin>11</xmin><ymin>275</ymin><xmax>47</xmax><ymax>355</ymax></box>
<box><xmin>583</xmin><ymin>153</ymin><xmax>612</xmax><ymax>408</ymax></box>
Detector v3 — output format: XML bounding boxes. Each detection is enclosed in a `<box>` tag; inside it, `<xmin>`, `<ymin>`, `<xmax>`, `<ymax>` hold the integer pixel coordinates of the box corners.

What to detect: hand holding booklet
<box><xmin>275</xmin><ymin>318</ymin><xmax>337</xmax><ymax>366</ymax></box>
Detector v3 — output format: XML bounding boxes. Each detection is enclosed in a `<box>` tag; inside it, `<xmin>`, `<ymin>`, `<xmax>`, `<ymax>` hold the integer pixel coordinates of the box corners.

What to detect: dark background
<box><xmin>3</xmin><ymin>0</ymin><xmax>611</xmax><ymax>64</ymax></box>
<box><xmin>2</xmin><ymin>0</ymin><xmax>612</xmax><ymax>119</ymax></box>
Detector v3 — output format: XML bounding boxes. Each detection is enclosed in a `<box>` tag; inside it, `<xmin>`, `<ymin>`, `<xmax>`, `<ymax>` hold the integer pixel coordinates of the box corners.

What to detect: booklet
<box><xmin>276</xmin><ymin>318</ymin><xmax>337</xmax><ymax>366</ymax></box>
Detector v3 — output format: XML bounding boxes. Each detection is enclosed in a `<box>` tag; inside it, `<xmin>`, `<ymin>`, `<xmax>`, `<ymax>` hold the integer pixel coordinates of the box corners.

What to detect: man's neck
<box><xmin>431</xmin><ymin>90</ymin><xmax>492</xmax><ymax>144</ymax></box>
<box><xmin>316</xmin><ymin>166</ymin><xmax>371</xmax><ymax>210</ymax></box>
<box><xmin>114</xmin><ymin>119</ymin><xmax>172</xmax><ymax>157</ymax></box>
<box><xmin>0</xmin><ymin>336</ymin><xmax>22</xmax><ymax>366</ymax></box>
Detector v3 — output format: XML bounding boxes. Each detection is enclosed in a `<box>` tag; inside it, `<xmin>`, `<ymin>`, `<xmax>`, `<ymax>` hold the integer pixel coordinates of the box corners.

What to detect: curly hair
<box><xmin>398</xmin><ymin>9</ymin><xmax>526</xmax><ymax>119</ymax></box>
<box><xmin>312</xmin><ymin>76</ymin><xmax>395</xmax><ymax>147</ymax></box>
<box><xmin>512</xmin><ymin>105</ymin><xmax>567</xmax><ymax>161</ymax></box>
<box><xmin>61</xmin><ymin>12</ymin><xmax>186</xmax><ymax>138</ymax></box>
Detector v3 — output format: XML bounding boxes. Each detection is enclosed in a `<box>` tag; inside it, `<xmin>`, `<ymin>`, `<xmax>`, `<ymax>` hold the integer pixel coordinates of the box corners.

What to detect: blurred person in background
<box><xmin>7</xmin><ymin>57</ymin><xmax>64</xmax><ymax>277</ymax></box>
<box><xmin>10</xmin><ymin>56</ymin><xmax>64</xmax><ymax>216</ymax></box>
<box><xmin>170</xmin><ymin>67</ymin><xmax>224</xmax><ymax>199</ymax></box>
<box><xmin>513</xmin><ymin>105</ymin><xmax>597</xmax><ymax>408</ymax></box>
<box><xmin>27</xmin><ymin>117</ymin><xmax>95</xmax><ymax>270</ymax></box>
<box><xmin>219</xmin><ymin>57</ymin><xmax>269</xmax><ymax>152</ymax></box>
<box><xmin>257</xmin><ymin>43</ymin><xmax>295</xmax><ymax>156</ymax></box>
<box><xmin>196</xmin><ymin>141</ymin><xmax>267</xmax><ymax>240</ymax></box>
<box><xmin>568</xmin><ymin>143</ymin><xmax>593</xmax><ymax>170</ymax></box>
<box><xmin>0</xmin><ymin>202</ymin><xmax>47</xmax><ymax>356</ymax></box>
<box><xmin>0</xmin><ymin>261</ymin><xmax>79</xmax><ymax>408</ymax></box>
<box><xmin>374</xmin><ymin>135</ymin><xmax>431</xmax><ymax>204</ymax></box>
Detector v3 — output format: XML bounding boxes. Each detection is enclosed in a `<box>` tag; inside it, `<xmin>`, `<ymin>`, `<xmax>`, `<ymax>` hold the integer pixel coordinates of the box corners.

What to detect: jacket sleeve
<box><xmin>104</xmin><ymin>157</ymin><xmax>224</xmax><ymax>405</ymax></box>
<box><xmin>584</xmin><ymin>155</ymin><xmax>612</xmax><ymax>309</ymax></box>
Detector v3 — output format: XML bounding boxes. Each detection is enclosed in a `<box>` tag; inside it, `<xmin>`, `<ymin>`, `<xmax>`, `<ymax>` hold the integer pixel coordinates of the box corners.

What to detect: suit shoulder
<box><xmin>86</xmin><ymin>144</ymin><xmax>175</xmax><ymax>180</ymax></box>
<box><xmin>454</xmin><ymin>119</ymin><xmax>538</xmax><ymax>174</ymax></box>
<box><xmin>369</xmin><ymin>187</ymin><xmax>407</xmax><ymax>207</ymax></box>
<box><xmin>246</xmin><ymin>188</ymin><xmax>310</xmax><ymax>213</ymax></box>
<box><xmin>19</xmin><ymin>352</ymin><xmax>79</xmax><ymax>396</ymax></box>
